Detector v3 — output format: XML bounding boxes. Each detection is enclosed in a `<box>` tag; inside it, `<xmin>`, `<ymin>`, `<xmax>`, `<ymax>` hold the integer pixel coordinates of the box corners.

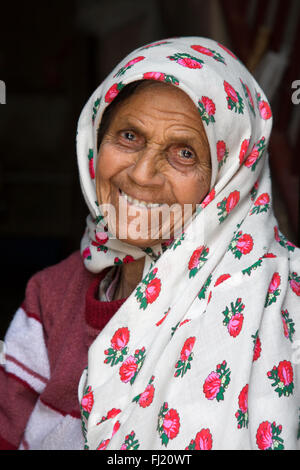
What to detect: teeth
<box><xmin>120</xmin><ymin>190</ymin><xmax>162</xmax><ymax>208</ymax></box>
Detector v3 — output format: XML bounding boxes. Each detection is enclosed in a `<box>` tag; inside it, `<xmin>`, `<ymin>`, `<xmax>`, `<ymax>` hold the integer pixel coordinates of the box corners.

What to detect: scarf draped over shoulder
<box><xmin>76</xmin><ymin>37</ymin><xmax>300</xmax><ymax>450</ymax></box>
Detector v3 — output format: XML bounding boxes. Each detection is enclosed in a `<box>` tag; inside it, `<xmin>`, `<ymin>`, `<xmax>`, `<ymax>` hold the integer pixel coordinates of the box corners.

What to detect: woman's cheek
<box><xmin>100</xmin><ymin>145</ymin><xmax>135</xmax><ymax>178</ymax></box>
<box><xmin>172</xmin><ymin>172</ymin><xmax>210</xmax><ymax>206</ymax></box>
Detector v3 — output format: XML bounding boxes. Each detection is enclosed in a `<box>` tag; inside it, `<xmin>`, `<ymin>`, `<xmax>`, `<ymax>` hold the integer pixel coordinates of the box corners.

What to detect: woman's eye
<box><xmin>178</xmin><ymin>148</ymin><xmax>195</xmax><ymax>160</ymax></box>
<box><xmin>122</xmin><ymin>131</ymin><xmax>136</xmax><ymax>141</ymax></box>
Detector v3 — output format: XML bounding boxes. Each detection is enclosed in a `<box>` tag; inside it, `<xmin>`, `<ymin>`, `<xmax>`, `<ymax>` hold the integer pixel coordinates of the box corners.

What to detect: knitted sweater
<box><xmin>0</xmin><ymin>251</ymin><xmax>126</xmax><ymax>450</ymax></box>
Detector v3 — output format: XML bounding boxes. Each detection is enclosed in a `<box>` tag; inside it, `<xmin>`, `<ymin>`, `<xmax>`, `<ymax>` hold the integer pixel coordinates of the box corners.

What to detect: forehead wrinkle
<box><xmin>114</xmin><ymin>109</ymin><xmax>206</xmax><ymax>144</ymax></box>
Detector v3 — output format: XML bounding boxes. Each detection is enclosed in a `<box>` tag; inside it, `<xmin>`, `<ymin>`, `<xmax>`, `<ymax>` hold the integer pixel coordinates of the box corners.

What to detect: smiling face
<box><xmin>96</xmin><ymin>81</ymin><xmax>211</xmax><ymax>247</ymax></box>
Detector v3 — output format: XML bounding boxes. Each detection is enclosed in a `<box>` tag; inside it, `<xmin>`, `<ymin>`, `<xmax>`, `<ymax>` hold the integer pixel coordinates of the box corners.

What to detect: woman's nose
<box><xmin>128</xmin><ymin>147</ymin><xmax>164</xmax><ymax>187</ymax></box>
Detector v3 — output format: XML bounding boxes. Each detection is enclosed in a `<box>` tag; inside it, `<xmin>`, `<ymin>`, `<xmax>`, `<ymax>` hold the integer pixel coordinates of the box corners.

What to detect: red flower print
<box><xmin>179</xmin><ymin>319</ymin><xmax>191</xmax><ymax>327</ymax></box>
<box><xmin>217</xmin><ymin>140</ymin><xmax>226</xmax><ymax>162</ymax></box>
<box><xmin>227</xmin><ymin>313</ymin><xmax>244</xmax><ymax>337</ymax></box>
<box><xmin>120</xmin><ymin>430</ymin><xmax>140</xmax><ymax>450</ymax></box>
<box><xmin>189</xmin><ymin>247</ymin><xmax>204</xmax><ymax>270</ymax></box>
<box><xmin>180</xmin><ymin>337</ymin><xmax>196</xmax><ymax>362</ymax></box>
<box><xmin>256</xmin><ymin>421</ymin><xmax>273</xmax><ymax>450</ymax></box>
<box><xmin>106</xmin><ymin>408</ymin><xmax>121</xmax><ymax>420</ymax></box>
<box><xmin>274</xmin><ymin>226</ymin><xmax>280</xmax><ymax>242</ymax></box>
<box><xmin>191</xmin><ymin>45</ymin><xmax>214</xmax><ymax>56</ymax></box>
<box><xmin>236</xmin><ymin>233</ymin><xmax>253</xmax><ymax>255</ymax></box>
<box><xmin>244</xmin><ymin>146</ymin><xmax>259</xmax><ymax>168</ymax></box>
<box><xmin>198</xmin><ymin>97</ymin><xmax>216</xmax><ymax>125</ymax></box>
<box><xmin>156</xmin><ymin>308</ymin><xmax>171</xmax><ymax>327</ymax></box>
<box><xmin>133</xmin><ymin>376</ymin><xmax>155</xmax><ymax>408</ymax></box>
<box><xmin>245</xmin><ymin>137</ymin><xmax>266</xmax><ymax>170</ymax></box>
<box><xmin>105</xmin><ymin>83</ymin><xmax>120</xmax><ymax>103</ymax></box>
<box><xmin>255</xmin><ymin>193</ymin><xmax>270</xmax><ymax>206</ymax></box>
<box><xmin>105</xmin><ymin>328</ymin><xmax>130</xmax><ymax>367</ymax></box>
<box><xmin>105</xmin><ymin>83</ymin><xmax>123</xmax><ymax>103</ymax></box>
<box><xmin>124</xmin><ymin>56</ymin><xmax>144</xmax><ymax>68</ymax></box>
<box><xmin>111</xmin><ymin>327</ymin><xmax>130</xmax><ymax>351</ymax></box>
<box><xmin>138</xmin><ymin>384</ymin><xmax>155</xmax><ymax>408</ymax></box>
<box><xmin>238</xmin><ymin>384</ymin><xmax>248</xmax><ymax>414</ymax></box>
<box><xmin>81</xmin><ymin>389</ymin><xmax>94</xmax><ymax>414</ymax></box>
<box><xmin>214</xmin><ymin>273</ymin><xmax>231</xmax><ymax>286</ymax></box>
<box><xmin>88</xmin><ymin>149</ymin><xmax>95</xmax><ymax>179</ymax></box>
<box><xmin>268</xmin><ymin>272</ymin><xmax>281</xmax><ymax>293</ymax></box>
<box><xmin>265</xmin><ymin>273</ymin><xmax>281</xmax><ymax>307</ymax></box>
<box><xmin>143</xmin><ymin>71</ymin><xmax>165</xmax><ymax>81</ymax></box>
<box><xmin>112</xmin><ymin>420</ymin><xmax>121</xmax><ymax>438</ymax></box>
<box><xmin>202</xmin><ymin>96</ymin><xmax>216</xmax><ymax>115</ymax></box>
<box><xmin>282</xmin><ymin>316</ymin><xmax>289</xmax><ymax>339</ymax></box>
<box><xmin>257</xmin><ymin>421</ymin><xmax>284</xmax><ymax>450</ymax></box>
<box><xmin>194</xmin><ymin>429</ymin><xmax>213</xmax><ymax>450</ymax></box>
<box><xmin>277</xmin><ymin>360</ymin><xmax>293</xmax><ymax>386</ymax></box>
<box><xmin>114</xmin><ymin>57</ymin><xmax>145</xmax><ymax>77</ymax></box>
<box><xmin>97</xmin><ymin>439</ymin><xmax>110</xmax><ymax>450</ymax></box>
<box><xmin>201</xmin><ymin>189</ymin><xmax>215</xmax><ymax>208</ymax></box>
<box><xmin>143</xmin><ymin>71</ymin><xmax>179</xmax><ymax>86</ymax></box>
<box><xmin>123</xmin><ymin>255</ymin><xmax>134</xmax><ymax>263</ymax></box>
<box><xmin>224</xmin><ymin>80</ymin><xmax>239</xmax><ymax>102</ymax></box>
<box><xmin>82</xmin><ymin>246</ymin><xmax>91</xmax><ymax>260</ymax></box>
<box><xmin>136</xmin><ymin>269</ymin><xmax>161</xmax><ymax>309</ymax></box>
<box><xmin>236</xmin><ymin>384</ymin><xmax>249</xmax><ymax>428</ymax></box>
<box><xmin>263</xmin><ymin>253</ymin><xmax>276</xmax><ymax>259</ymax></box>
<box><xmin>203</xmin><ymin>371</ymin><xmax>221</xmax><ymax>400</ymax></box>
<box><xmin>239</xmin><ymin>139</ymin><xmax>250</xmax><ymax>165</ymax></box>
<box><xmin>188</xmin><ymin>246</ymin><xmax>209</xmax><ymax>277</ymax></box>
<box><xmin>290</xmin><ymin>279</ymin><xmax>300</xmax><ymax>296</ymax></box>
<box><xmin>175</xmin><ymin>336</ymin><xmax>196</xmax><ymax>378</ymax></box>
<box><xmin>178</xmin><ymin>57</ymin><xmax>202</xmax><ymax>68</ymax></box>
<box><xmin>259</xmin><ymin>100</ymin><xmax>272</xmax><ymax>120</ymax></box>
<box><xmin>225</xmin><ymin>190</ymin><xmax>240</xmax><ymax>213</ymax></box>
<box><xmin>189</xmin><ymin>246</ymin><xmax>205</xmax><ymax>270</ymax></box>
<box><xmin>253</xmin><ymin>335</ymin><xmax>261</xmax><ymax>361</ymax></box>
<box><xmin>145</xmin><ymin>277</ymin><xmax>161</xmax><ymax>304</ymax></box>
<box><xmin>168</xmin><ymin>52</ymin><xmax>204</xmax><ymax>69</ymax></box>
<box><xmin>267</xmin><ymin>360</ymin><xmax>294</xmax><ymax>398</ymax></box>
<box><xmin>204</xmin><ymin>362</ymin><xmax>231</xmax><ymax>401</ymax></box>
<box><xmin>163</xmin><ymin>409</ymin><xmax>180</xmax><ymax>440</ymax></box>
<box><xmin>222</xmin><ymin>298</ymin><xmax>244</xmax><ymax>335</ymax></box>
<box><xmin>119</xmin><ymin>355</ymin><xmax>138</xmax><ymax>383</ymax></box>
<box><xmin>94</xmin><ymin>231</ymin><xmax>109</xmax><ymax>245</ymax></box>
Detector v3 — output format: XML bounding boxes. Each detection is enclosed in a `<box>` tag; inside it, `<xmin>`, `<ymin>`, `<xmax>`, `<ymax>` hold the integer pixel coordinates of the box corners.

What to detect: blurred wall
<box><xmin>0</xmin><ymin>0</ymin><xmax>215</xmax><ymax>336</ymax></box>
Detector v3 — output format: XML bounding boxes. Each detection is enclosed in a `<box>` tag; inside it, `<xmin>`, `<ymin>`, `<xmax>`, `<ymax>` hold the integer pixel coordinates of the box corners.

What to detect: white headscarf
<box><xmin>77</xmin><ymin>37</ymin><xmax>300</xmax><ymax>450</ymax></box>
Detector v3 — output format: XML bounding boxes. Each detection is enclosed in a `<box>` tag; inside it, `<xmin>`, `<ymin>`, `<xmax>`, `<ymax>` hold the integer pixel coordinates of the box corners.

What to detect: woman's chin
<box><xmin>114</xmin><ymin>231</ymin><xmax>164</xmax><ymax>248</ymax></box>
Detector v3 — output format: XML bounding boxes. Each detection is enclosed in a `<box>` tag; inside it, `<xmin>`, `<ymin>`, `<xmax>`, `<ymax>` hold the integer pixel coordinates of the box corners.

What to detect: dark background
<box><xmin>0</xmin><ymin>0</ymin><xmax>299</xmax><ymax>338</ymax></box>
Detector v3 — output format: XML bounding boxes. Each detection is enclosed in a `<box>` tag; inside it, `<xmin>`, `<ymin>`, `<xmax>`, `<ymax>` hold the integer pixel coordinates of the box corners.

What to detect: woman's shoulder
<box><xmin>24</xmin><ymin>250</ymin><xmax>96</xmax><ymax>320</ymax></box>
<box><xmin>35</xmin><ymin>250</ymin><xmax>93</xmax><ymax>283</ymax></box>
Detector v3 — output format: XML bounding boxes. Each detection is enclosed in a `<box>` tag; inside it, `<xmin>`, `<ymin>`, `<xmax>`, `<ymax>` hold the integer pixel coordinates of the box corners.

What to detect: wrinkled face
<box><xmin>96</xmin><ymin>82</ymin><xmax>211</xmax><ymax>247</ymax></box>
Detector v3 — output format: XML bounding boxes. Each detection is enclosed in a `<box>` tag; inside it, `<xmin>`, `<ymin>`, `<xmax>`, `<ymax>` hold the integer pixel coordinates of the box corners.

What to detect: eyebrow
<box><xmin>114</xmin><ymin>115</ymin><xmax>208</xmax><ymax>149</ymax></box>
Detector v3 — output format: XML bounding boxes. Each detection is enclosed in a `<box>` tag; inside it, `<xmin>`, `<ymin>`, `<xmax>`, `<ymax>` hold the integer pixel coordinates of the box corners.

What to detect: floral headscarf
<box><xmin>77</xmin><ymin>37</ymin><xmax>300</xmax><ymax>450</ymax></box>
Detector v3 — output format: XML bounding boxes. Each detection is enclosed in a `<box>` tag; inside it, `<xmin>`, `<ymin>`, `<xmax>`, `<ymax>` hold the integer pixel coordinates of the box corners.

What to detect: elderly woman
<box><xmin>1</xmin><ymin>37</ymin><xmax>299</xmax><ymax>451</ymax></box>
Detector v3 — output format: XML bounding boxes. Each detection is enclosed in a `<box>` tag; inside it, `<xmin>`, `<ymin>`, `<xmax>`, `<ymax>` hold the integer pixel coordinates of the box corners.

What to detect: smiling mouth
<box><xmin>119</xmin><ymin>189</ymin><xmax>164</xmax><ymax>209</ymax></box>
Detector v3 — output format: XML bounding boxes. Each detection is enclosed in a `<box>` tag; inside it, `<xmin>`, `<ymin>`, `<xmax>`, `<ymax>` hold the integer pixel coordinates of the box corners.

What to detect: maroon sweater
<box><xmin>0</xmin><ymin>251</ymin><xmax>126</xmax><ymax>450</ymax></box>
